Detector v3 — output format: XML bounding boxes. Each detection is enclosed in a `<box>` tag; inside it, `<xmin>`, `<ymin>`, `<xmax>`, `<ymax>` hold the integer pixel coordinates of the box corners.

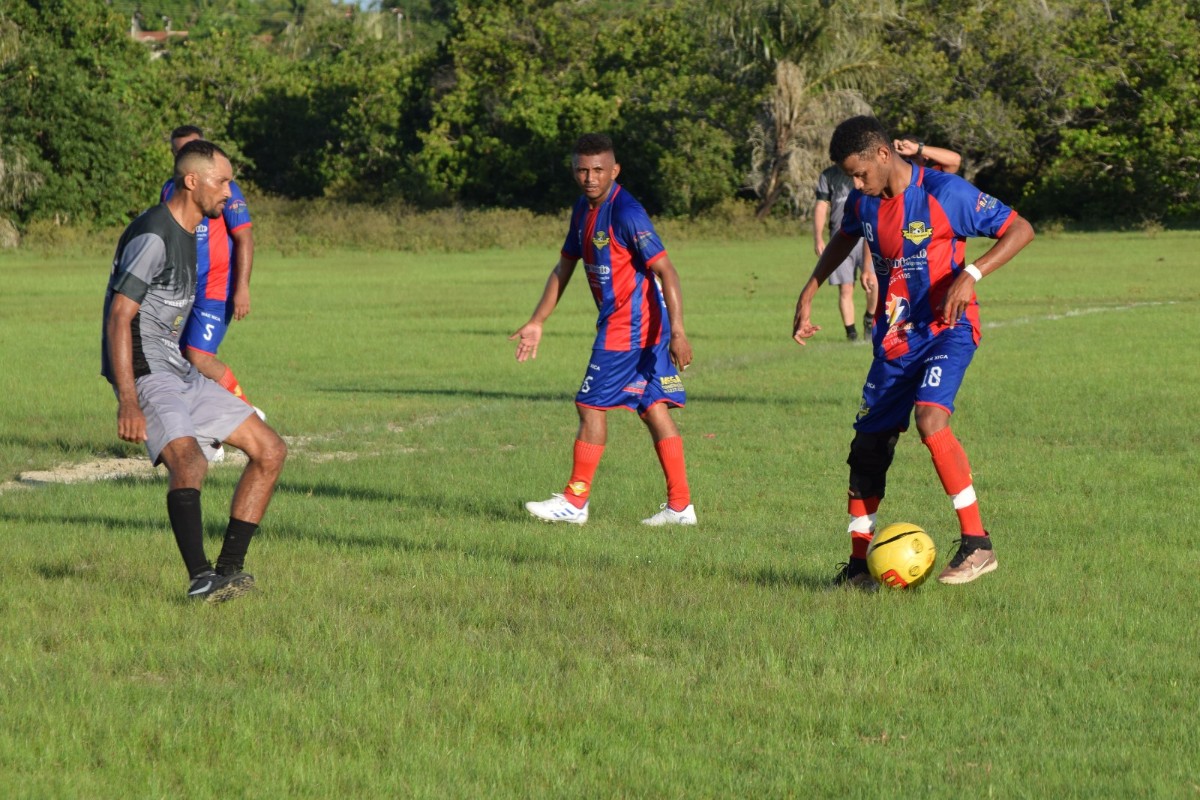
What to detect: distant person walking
<box><xmin>161</xmin><ymin>126</ymin><xmax>260</xmax><ymax>434</ymax></box>
<box><xmin>511</xmin><ymin>133</ymin><xmax>696</xmax><ymax>526</ymax></box>
<box><xmin>104</xmin><ymin>139</ymin><xmax>287</xmax><ymax>603</ymax></box>
<box><xmin>793</xmin><ymin>116</ymin><xmax>1034</xmax><ymax>587</ymax></box>
<box><xmin>814</xmin><ymin>164</ymin><xmax>878</xmax><ymax>341</ymax></box>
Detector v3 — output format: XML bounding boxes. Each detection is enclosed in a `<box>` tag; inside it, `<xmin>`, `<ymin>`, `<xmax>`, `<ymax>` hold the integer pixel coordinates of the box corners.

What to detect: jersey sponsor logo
<box><xmin>585</xmin><ymin>263</ymin><xmax>611</xmax><ymax>277</ymax></box>
<box><xmin>635</xmin><ymin>230</ymin><xmax>655</xmax><ymax>246</ymax></box>
<box><xmin>621</xmin><ymin>379</ymin><xmax>647</xmax><ymax>396</ymax></box>
<box><xmin>880</xmin><ymin>248</ymin><xmax>927</xmax><ymax>275</ymax></box>
<box><xmin>162</xmin><ymin>297</ymin><xmax>191</xmax><ymax>308</ymax></box>
<box><xmin>592</xmin><ymin>230</ymin><xmax>610</xmax><ymax>250</ymax></box>
<box><xmin>901</xmin><ymin>221</ymin><xmax>933</xmax><ymax>244</ymax></box>
<box><xmin>975</xmin><ymin>193</ymin><xmax>999</xmax><ymax>212</ymax></box>
<box><xmin>885</xmin><ymin>295</ymin><xmax>910</xmax><ymax>327</ymax></box>
<box><xmin>227</xmin><ymin>198</ymin><xmax>248</xmax><ymax>214</ymax></box>
<box><xmin>659</xmin><ymin>374</ymin><xmax>684</xmax><ymax>393</ymax></box>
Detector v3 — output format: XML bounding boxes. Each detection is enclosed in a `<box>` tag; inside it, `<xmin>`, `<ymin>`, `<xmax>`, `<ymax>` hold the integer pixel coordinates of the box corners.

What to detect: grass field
<box><xmin>2</xmin><ymin>229</ymin><xmax>1199</xmax><ymax>797</ymax></box>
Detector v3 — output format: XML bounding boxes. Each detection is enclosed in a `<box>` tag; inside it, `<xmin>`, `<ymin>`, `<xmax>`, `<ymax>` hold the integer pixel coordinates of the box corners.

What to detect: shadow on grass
<box><xmin>6</xmin><ymin>499</ymin><xmax>835</xmax><ymax>592</ymax></box>
<box><xmin>320</xmin><ymin>387</ymin><xmax>570</xmax><ymax>402</ymax></box>
<box><xmin>319</xmin><ymin>386</ymin><xmax>834</xmax><ymax>408</ymax></box>
<box><xmin>275</xmin><ymin>480</ymin><xmax>529</xmax><ymax>523</ymax></box>
<box><xmin>735</xmin><ymin>564</ymin><xmax>835</xmax><ymax>592</ymax></box>
<box><xmin>0</xmin><ymin>434</ymin><xmax>131</xmax><ymax>458</ymax></box>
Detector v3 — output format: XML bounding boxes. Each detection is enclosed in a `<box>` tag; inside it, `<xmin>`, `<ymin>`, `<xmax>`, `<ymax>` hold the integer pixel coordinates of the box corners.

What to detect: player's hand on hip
<box><xmin>670</xmin><ymin>334</ymin><xmax>693</xmax><ymax>372</ymax></box>
<box><xmin>509</xmin><ymin>322</ymin><xmax>543</xmax><ymax>362</ymax></box>
<box><xmin>117</xmin><ymin>400</ymin><xmax>148</xmax><ymax>443</ymax></box>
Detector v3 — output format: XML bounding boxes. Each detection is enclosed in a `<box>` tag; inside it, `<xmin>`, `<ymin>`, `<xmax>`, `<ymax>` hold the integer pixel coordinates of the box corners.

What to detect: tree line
<box><xmin>1</xmin><ymin>0</ymin><xmax>1198</xmax><ymax>233</ymax></box>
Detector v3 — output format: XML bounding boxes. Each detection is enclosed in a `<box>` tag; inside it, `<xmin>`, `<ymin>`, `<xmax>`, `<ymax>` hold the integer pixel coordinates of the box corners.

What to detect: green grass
<box><xmin>2</xmin><ymin>230</ymin><xmax>1200</xmax><ymax>797</ymax></box>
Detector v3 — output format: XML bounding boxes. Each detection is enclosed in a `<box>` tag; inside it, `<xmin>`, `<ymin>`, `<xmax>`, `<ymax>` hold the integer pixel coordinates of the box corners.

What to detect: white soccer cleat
<box><xmin>641</xmin><ymin>503</ymin><xmax>698</xmax><ymax>526</ymax></box>
<box><xmin>253</xmin><ymin>406</ymin><xmax>267</xmax><ymax>422</ymax></box>
<box><xmin>525</xmin><ymin>493</ymin><xmax>589</xmax><ymax>525</ymax></box>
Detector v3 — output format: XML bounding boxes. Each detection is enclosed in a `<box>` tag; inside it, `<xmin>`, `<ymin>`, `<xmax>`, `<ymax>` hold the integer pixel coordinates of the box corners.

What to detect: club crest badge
<box><xmin>901</xmin><ymin>221</ymin><xmax>933</xmax><ymax>244</ymax></box>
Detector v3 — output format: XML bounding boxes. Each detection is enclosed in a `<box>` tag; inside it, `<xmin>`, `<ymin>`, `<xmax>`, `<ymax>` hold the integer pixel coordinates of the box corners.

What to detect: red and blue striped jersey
<box><xmin>840</xmin><ymin>163</ymin><xmax>1018</xmax><ymax>359</ymax></box>
<box><xmin>160</xmin><ymin>178</ymin><xmax>252</xmax><ymax>304</ymax></box>
<box><xmin>561</xmin><ymin>184</ymin><xmax>669</xmax><ymax>352</ymax></box>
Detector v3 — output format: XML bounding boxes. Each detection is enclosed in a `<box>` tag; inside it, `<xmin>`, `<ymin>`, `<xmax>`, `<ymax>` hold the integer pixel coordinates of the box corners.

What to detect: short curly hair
<box><xmin>829</xmin><ymin>116</ymin><xmax>891</xmax><ymax>163</ymax></box>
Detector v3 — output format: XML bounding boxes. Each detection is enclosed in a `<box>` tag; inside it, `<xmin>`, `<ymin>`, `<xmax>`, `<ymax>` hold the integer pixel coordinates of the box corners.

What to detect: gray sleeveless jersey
<box><xmin>101</xmin><ymin>203</ymin><xmax>198</xmax><ymax>383</ymax></box>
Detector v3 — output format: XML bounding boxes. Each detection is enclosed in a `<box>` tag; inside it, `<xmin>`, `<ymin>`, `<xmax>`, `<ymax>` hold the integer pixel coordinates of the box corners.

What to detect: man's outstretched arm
<box><xmin>510</xmin><ymin>255</ymin><xmax>579</xmax><ymax>362</ymax></box>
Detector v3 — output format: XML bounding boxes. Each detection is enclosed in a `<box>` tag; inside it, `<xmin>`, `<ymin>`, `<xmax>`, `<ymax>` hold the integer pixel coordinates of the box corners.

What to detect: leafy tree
<box><xmin>1028</xmin><ymin>0</ymin><xmax>1200</xmax><ymax>220</ymax></box>
<box><xmin>872</xmin><ymin>0</ymin><xmax>1090</xmax><ymax>208</ymax></box>
<box><xmin>702</xmin><ymin>0</ymin><xmax>883</xmax><ymax>218</ymax></box>
<box><xmin>0</xmin><ymin>0</ymin><xmax>179</xmax><ymax>226</ymax></box>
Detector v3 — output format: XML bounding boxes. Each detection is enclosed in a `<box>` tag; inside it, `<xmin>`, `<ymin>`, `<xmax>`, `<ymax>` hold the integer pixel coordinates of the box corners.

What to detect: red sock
<box><xmin>564</xmin><ymin>439</ymin><xmax>604</xmax><ymax>509</ymax></box>
<box><xmin>848</xmin><ymin>496</ymin><xmax>880</xmax><ymax>558</ymax></box>
<box><xmin>217</xmin><ymin>367</ymin><xmax>251</xmax><ymax>405</ymax></box>
<box><xmin>923</xmin><ymin>427</ymin><xmax>986</xmax><ymax>536</ymax></box>
<box><xmin>654</xmin><ymin>436</ymin><xmax>691</xmax><ymax>511</ymax></box>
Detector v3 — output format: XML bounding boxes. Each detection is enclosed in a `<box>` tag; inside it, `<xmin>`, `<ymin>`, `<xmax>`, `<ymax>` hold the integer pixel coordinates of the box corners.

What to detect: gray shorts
<box><xmin>828</xmin><ymin>245</ymin><xmax>864</xmax><ymax>286</ymax></box>
<box><xmin>130</xmin><ymin>370</ymin><xmax>255</xmax><ymax>465</ymax></box>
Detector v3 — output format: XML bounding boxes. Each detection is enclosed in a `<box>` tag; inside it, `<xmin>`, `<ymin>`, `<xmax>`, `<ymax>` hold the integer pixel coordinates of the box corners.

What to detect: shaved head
<box><xmin>174</xmin><ymin>139</ymin><xmax>227</xmax><ymax>186</ymax></box>
<box><xmin>172</xmin><ymin>139</ymin><xmax>233</xmax><ymax>219</ymax></box>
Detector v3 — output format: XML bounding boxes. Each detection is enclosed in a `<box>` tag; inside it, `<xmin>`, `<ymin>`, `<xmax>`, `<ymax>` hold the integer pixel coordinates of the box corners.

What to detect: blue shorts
<box><xmin>179</xmin><ymin>299</ymin><xmax>233</xmax><ymax>356</ymax></box>
<box><xmin>854</xmin><ymin>325</ymin><xmax>975</xmax><ymax>433</ymax></box>
<box><xmin>575</xmin><ymin>341</ymin><xmax>686</xmax><ymax>414</ymax></box>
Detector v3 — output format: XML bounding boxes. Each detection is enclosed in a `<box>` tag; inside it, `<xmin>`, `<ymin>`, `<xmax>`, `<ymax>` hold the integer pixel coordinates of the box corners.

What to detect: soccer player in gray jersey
<box><xmin>102</xmin><ymin>139</ymin><xmax>287</xmax><ymax>604</ymax></box>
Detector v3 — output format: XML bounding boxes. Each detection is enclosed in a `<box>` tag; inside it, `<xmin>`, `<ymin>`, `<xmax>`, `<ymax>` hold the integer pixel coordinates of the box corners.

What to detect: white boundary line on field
<box><xmin>982</xmin><ymin>300</ymin><xmax>1177</xmax><ymax>330</ymax></box>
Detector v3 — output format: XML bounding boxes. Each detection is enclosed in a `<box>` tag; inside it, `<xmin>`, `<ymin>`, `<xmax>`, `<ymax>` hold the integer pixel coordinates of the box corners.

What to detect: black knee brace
<box><xmin>846</xmin><ymin>430</ymin><xmax>900</xmax><ymax>499</ymax></box>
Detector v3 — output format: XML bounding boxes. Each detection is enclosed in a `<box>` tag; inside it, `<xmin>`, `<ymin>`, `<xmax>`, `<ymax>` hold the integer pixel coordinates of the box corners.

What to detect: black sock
<box><xmin>845</xmin><ymin>324</ymin><xmax>858</xmax><ymax>338</ymax></box>
<box><xmin>216</xmin><ymin>518</ymin><xmax>259</xmax><ymax>575</ymax></box>
<box><xmin>863</xmin><ymin>313</ymin><xmax>874</xmax><ymax>327</ymax></box>
<box><xmin>166</xmin><ymin>488</ymin><xmax>211</xmax><ymax>578</ymax></box>
<box><xmin>965</xmin><ymin>533</ymin><xmax>993</xmax><ymax>551</ymax></box>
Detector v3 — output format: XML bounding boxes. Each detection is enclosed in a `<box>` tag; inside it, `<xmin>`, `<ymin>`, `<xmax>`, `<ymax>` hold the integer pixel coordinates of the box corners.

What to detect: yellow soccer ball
<box><xmin>866</xmin><ymin>523</ymin><xmax>937</xmax><ymax>589</ymax></box>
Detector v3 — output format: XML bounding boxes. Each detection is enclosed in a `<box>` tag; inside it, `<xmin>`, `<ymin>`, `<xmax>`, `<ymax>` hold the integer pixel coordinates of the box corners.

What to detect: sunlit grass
<box><xmin>2</xmin><ymin>230</ymin><xmax>1199</xmax><ymax>796</ymax></box>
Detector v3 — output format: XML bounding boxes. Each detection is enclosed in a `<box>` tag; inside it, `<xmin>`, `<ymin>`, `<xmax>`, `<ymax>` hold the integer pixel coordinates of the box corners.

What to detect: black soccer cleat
<box><xmin>187</xmin><ymin>570</ymin><xmax>256</xmax><ymax>604</ymax></box>
<box><xmin>830</xmin><ymin>558</ymin><xmax>877</xmax><ymax>591</ymax></box>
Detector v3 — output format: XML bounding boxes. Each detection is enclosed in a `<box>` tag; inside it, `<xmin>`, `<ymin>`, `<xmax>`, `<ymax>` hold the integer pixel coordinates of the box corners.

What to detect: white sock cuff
<box><xmin>951</xmin><ymin>485</ymin><xmax>977</xmax><ymax>510</ymax></box>
<box><xmin>848</xmin><ymin>514</ymin><xmax>876</xmax><ymax>534</ymax></box>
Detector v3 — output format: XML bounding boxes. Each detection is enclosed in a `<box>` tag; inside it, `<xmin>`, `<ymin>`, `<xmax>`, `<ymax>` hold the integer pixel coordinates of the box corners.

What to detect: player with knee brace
<box><xmin>793</xmin><ymin>116</ymin><xmax>1035</xmax><ymax>587</ymax></box>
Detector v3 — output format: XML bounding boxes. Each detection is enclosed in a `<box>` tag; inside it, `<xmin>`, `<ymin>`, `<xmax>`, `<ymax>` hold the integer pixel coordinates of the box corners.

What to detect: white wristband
<box><xmin>964</xmin><ymin>263</ymin><xmax>983</xmax><ymax>282</ymax></box>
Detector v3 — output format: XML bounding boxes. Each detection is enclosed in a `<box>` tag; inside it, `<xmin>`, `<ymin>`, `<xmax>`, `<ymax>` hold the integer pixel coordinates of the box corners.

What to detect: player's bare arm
<box><xmin>893</xmin><ymin>139</ymin><xmax>962</xmax><ymax>175</ymax></box>
<box><xmin>510</xmin><ymin>256</ymin><xmax>578</xmax><ymax>362</ymax></box>
<box><xmin>793</xmin><ymin>231</ymin><xmax>859</xmax><ymax>346</ymax></box>
<box><xmin>231</xmin><ymin>226</ymin><xmax>254</xmax><ymax>320</ymax></box>
<box><xmin>941</xmin><ymin>215</ymin><xmax>1036</xmax><ymax>327</ymax></box>
<box><xmin>860</xmin><ymin>242</ymin><xmax>876</xmax><ymax>293</ymax></box>
<box><xmin>106</xmin><ymin>294</ymin><xmax>148</xmax><ymax>443</ymax></box>
<box><xmin>649</xmin><ymin>255</ymin><xmax>692</xmax><ymax>371</ymax></box>
<box><xmin>813</xmin><ymin>200</ymin><xmax>830</xmax><ymax>257</ymax></box>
